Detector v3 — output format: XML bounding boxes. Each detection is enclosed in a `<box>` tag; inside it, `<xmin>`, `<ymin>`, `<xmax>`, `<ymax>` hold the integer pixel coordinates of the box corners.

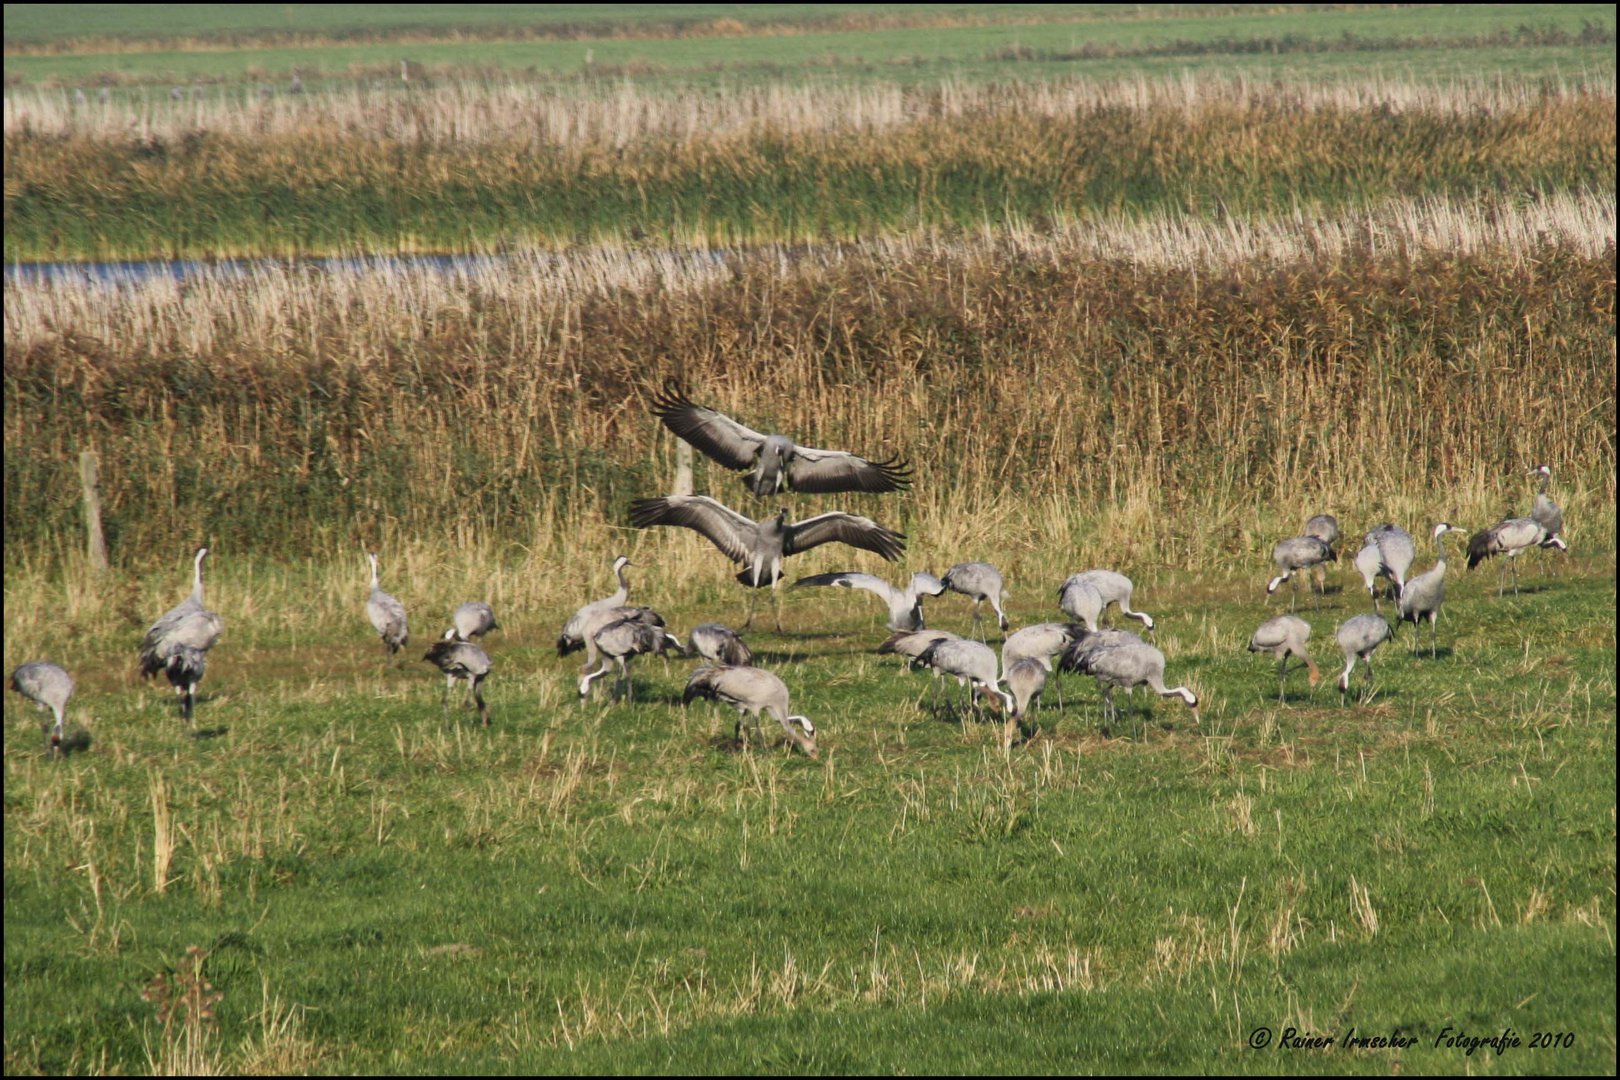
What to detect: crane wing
<box><xmin>628</xmin><ymin>496</ymin><xmax>757</xmax><ymax>565</ymax></box>
<box><xmin>786</xmin><ymin>445</ymin><xmax>912</xmax><ymax>494</ymax></box>
<box><xmin>650</xmin><ymin>383</ymin><xmax>766</xmax><ymax>472</ymax></box>
<box><xmin>783</xmin><ymin>513</ymin><xmax>905</xmax><ymax>560</ymax></box>
<box><xmin>790</xmin><ymin>571</ymin><xmax>899</xmax><ymax>603</ymax></box>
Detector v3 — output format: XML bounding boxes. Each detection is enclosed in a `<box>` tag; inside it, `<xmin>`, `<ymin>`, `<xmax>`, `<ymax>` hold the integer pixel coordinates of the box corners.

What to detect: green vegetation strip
<box><xmin>5</xmin><ymin>84</ymin><xmax>1613</xmax><ymax>262</ymax></box>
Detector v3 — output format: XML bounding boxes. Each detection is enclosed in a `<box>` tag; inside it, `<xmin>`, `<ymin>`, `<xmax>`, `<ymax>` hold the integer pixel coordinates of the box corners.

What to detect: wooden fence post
<box><xmin>673</xmin><ymin>440</ymin><xmax>694</xmax><ymax>496</ymax></box>
<box><xmin>79</xmin><ymin>450</ymin><xmax>109</xmax><ymax>572</ymax></box>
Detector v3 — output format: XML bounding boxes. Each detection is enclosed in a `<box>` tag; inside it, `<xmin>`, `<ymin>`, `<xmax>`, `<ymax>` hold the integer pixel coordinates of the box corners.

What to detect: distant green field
<box><xmin>3</xmin><ymin>4</ymin><xmax>1613</xmax><ymax>86</ymax></box>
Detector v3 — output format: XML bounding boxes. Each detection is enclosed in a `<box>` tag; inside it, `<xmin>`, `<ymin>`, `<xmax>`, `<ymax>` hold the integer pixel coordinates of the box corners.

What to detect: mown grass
<box><xmin>4</xmin><ymin>549</ymin><xmax>1614</xmax><ymax>1073</ymax></box>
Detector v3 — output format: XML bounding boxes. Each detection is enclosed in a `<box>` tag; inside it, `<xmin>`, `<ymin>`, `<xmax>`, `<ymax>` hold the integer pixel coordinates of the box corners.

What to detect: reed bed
<box><xmin>5</xmin><ymin>193</ymin><xmax>1613</xmax><ymax>628</ymax></box>
<box><xmin>6</xmin><ymin>76</ymin><xmax>1613</xmax><ymax>260</ymax></box>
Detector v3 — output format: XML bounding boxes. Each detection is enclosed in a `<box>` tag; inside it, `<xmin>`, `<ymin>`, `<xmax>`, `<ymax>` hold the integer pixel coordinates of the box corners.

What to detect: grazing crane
<box><xmin>10</xmin><ymin>662</ymin><xmax>74</xmax><ymax>756</ymax></box>
<box><xmin>579</xmin><ymin>617</ymin><xmax>682</xmax><ymax>703</ymax></box>
<box><xmin>1466</xmin><ymin>517</ymin><xmax>1560</xmax><ymax>596</ymax></box>
<box><xmin>1267</xmin><ymin>536</ymin><xmax>1334</xmax><ymax>611</ymax></box>
<box><xmin>1530</xmin><ymin>465</ymin><xmax>1566</xmax><ymax>572</ymax></box>
<box><xmin>139</xmin><ymin>547</ymin><xmax>224</xmax><ymax>688</ymax></box>
<box><xmin>558</xmin><ymin>555</ymin><xmax>634</xmax><ymax>658</ymax></box>
<box><xmin>1061</xmin><ymin>632</ymin><xmax>1198</xmax><ymax>731</ymax></box>
<box><xmin>1334</xmin><ymin>613</ymin><xmax>1392</xmax><ymax>704</ymax></box>
<box><xmin>791</xmin><ymin>570</ymin><xmax>946</xmax><ymax>631</ymax></box>
<box><xmin>1354</xmin><ymin>524</ymin><xmax>1416</xmax><ymax>608</ymax></box>
<box><xmin>448</xmin><ymin>601</ymin><xmax>499</xmax><ymax>643</ymax></box>
<box><xmin>1246</xmin><ymin>615</ymin><xmax>1320</xmax><ymax>702</ymax></box>
<box><xmin>365</xmin><ymin>552</ymin><xmax>409</xmax><ymax>658</ymax></box>
<box><xmin>1059</xmin><ymin>570</ymin><xmax>1155</xmax><ymax>631</ymax></box>
<box><xmin>164</xmin><ymin>645</ymin><xmax>208</xmax><ymax>726</ymax></box>
<box><xmin>651</xmin><ymin>382</ymin><xmax>912</xmax><ymax>496</ymax></box>
<box><xmin>683</xmin><ymin>665</ymin><xmax>818</xmax><ymax>758</ymax></box>
<box><xmin>628</xmin><ymin>496</ymin><xmax>905</xmax><ymax>631</ymax></box>
<box><xmin>914</xmin><ymin>638</ymin><xmax>1015</xmax><ymax>719</ymax></box>
<box><xmin>1304</xmin><ymin>514</ymin><xmax>1342</xmax><ymax>592</ymax></box>
<box><xmin>1002</xmin><ymin>622</ymin><xmax>1088</xmax><ymax>709</ymax></box>
<box><xmin>941</xmin><ymin>562</ymin><xmax>1010</xmax><ymax>638</ymax></box>
<box><xmin>1397</xmin><ymin>523</ymin><xmax>1461</xmax><ymax>657</ymax></box>
<box><xmin>1002</xmin><ymin>658</ymin><xmax>1048</xmax><ymax>749</ymax></box>
<box><xmin>877</xmin><ymin>628</ymin><xmax>962</xmax><ymax>667</ymax></box>
<box><xmin>690</xmin><ymin>623</ymin><xmax>753</xmax><ymax>667</ymax></box>
<box><xmin>423</xmin><ymin>630</ymin><xmax>492</xmax><ymax>725</ymax></box>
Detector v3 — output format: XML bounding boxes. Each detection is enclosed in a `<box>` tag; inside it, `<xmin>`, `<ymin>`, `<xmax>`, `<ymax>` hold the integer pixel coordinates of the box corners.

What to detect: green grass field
<box><xmin>4</xmin><ymin>5</ymin><xmax>1614</xmax><ymax>88</ymax></box>
<box><xmin>3</xmin><ymin>3</ymin><xmax>1615</xmax><ymax>1074</ymax></box>
<box><xmin>4</xmin><ymin>551</ymin><xmax>1615</xmax><ymax>1073</ymax></box>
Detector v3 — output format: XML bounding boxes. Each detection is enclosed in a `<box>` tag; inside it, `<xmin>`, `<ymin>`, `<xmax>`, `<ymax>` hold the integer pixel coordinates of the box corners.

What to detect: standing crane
<box><xmin>1334</xmin><ymin>613</ymin><xmax>1392</xmax><ymax>704</ymax></box>
<box><xmin>1303</xmin><ymin>514</ymin><xmax>1341</xmax><ymax>593</ymax></box>
<box><xmin>1061</xmin><ymin>631</ymin><xmax>1198</xmax><ymax>731</ymax></box>
<box><xmin>1059</xmin><ymin>570</ymin><xmax>1156</xmax><ymax>631</ymax></box>
<box><xmin>1530</xmin><ymin>464</ymin><xmax>1566</xmax><ymax>573</ymax></box>
<box><xmin>578</xmin><ymin>617</ymin><xmax>682</xmax><ymax>703</ymax></box>
<box><xmin>1354</xmin><ymin>524</ymin><xmax>1416</xmax><ymax>609</ymax></box>
<box><xmin>448</xmin><ymin>601</ymin><xmax>499</xmax><ymax>643</ymax></box>
<box><xmin>1397</xmin><ymin>523</ymin><xmax>1461</xmax><ymax>657</ymax></box>
<box><xmin>914</xmin><ymin>638</ymin><xmax>1015</xmax><ymax>719</ymax></box>
<box><xmin>1266</xmin><ymin>536</ymin><xmax>1334</xmax><ymax>612</ymax></box>
<box><xmin>1246</xmin><ymin>615</ymin><xmax>1320</xmax><ymax>702</ymax></box>
<box><xmin>558</xmin><ymin>555</ymin><xmax>634</xmax><ymax>658</ymax></box>
<box><xmin>423</xmin><ymin>630</ymin><xmax>492</xmax><ymax>725</ymax></box>
<box><xmin>689</xmin><ymin>623</ymin><xmax>753</xmax><ymax>667</ymax></box>
<box><xmin>1466</xmin><ymin>516</ymin><xmax>1560</xmax><ymax>596</ymax></box>
<box><xmin>365</xmin><ymin>551</ymin><xmax>409</xmax><ymax>658</ymax></box>
<box><xmin>940</xmin><ymin>562</ymin><xmax>1011</xmax><ymax>638</ymax></box>
<box><xmin>139</xmin><ymin>547</ymin><xmax>224</xmax><ymax>723</ymax></box>
<box><xmin>683</xmin><ymin>665</ymin><xmax>818</xmax><ymax>758</ymax></box>
<box><xmin>10</xmin><ymin>661</ymin><xmax>74</xmax><ymax>756</ymax></box>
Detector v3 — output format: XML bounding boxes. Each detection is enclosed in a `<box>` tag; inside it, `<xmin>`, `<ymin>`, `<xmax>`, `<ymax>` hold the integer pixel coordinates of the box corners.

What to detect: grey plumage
<box><xmin>628</xmin><ymin>496</ymin><xmax>904</xmax><ymax>630</ymax></box>
<box><xmin>164</xmin><ymin>645</ymin><xmax>207</xmax><ymax>726</ymax></box>
<box><xmin>791</xmin><ymin>570</ymin><xmax>946</xmax><ymax>631</ymax></box>
<box><xmin>1061</xmin><ymin>632</ymin><xmax>1198</xmax><ymax>728</ymax></box>
<box><xmin>578</xmin><ymin>617</ymin><xmax>682</xmax><ymax>702</ymax></box>
<box><xmin>423</xmin><ymin>630</ymin><xmax>492</xmax><ymax>725</ymax></box>
<box><xmin>877</xmin><ymin>628</ymin><xmax>962</xmax><ymax>673</ymax></box>
<box><xmin>1247</xmin><ymin>614</ymin><xmax>1319</xmax><ymax>701</ymax></box>
<box><xmin>1267</xmin><ymin>536</ymin><xmax>1333</xmax><ymax>611</ymax></box>
<box><xmin>1397</xmin><ymin>523</ymin><xmax>1460</xmax><ymax>657</ymax></box>
<box><xmin>559</xmin><ymin>555</ymin><xmax>633</xmax><ymax>657</ymax></box>
<box><xmin>139</xmin><ymin>548</ymin><xmax>224</xmax><ymax>694</ymax></box>
<box><xmin>1466</xmin><ymin>516</ymin><xmax>1560</xmax><ymax>595</ymax></box>
<box><xmin>941</xmin><ymin>562</ymin><xmax>1010</xmax><ymax>637</ymax></box>
<box><xmin>1002</xmin><ymin>657</ymin><xmax>1048</xmax><ymax>748</ymax></box>
<box><xmin>1002</xmin><ymin>621</ymin><xmax>1087</xmax><ymax>710</ymax></box>
<box><xmin>690</xmin><ymin>623</ymin><xmax>753</xmax><ymax>667</ymax></box>
<box><xmin>10</xmin><ymin>661</ymin><xmax>74</xmax><ymax>755</ymax></box>
<box><xmin>1354</xmin><ymin>524</ymin><xmax>1416</xmax><ymax>608</ymax></box>
<box><xmin>683</xmin><ymin>664</ymin><xmax>818</xmax><ymax>758</ymax></box>
<box><xmin>914</xmin><ymin>638</ymin><xmax>1014</xmax><ymax>718</ymax></box>
<box><xmin>1303</xmin><ymin>514</ymin><xmax>1341</xmax><ymax>554</ymax></box>
<box><xmin>1334</xmin><ymin>613</ymin><xmax>1392</xmax><ymax>703</ymax></box>
<box><xmin>365</xmin><ymin>551</ymin><xmax>409</xmax><ymax>657</ymax></box>
<box><xmin>1530</xmin><ymin>465</ymin><xmax>1564</xmax><ymax>543</ymax></box>
<box><xmin>651</xmin><ymin>382</ymin><xmax>911</xmax><ymax>497</ymax></box>
<box><xmin>1059</xmin><ymin>570</ymin><xmax>1155</xmax><ymax>631</ymax></box>
<box><xmin>449</xmin><ymin>601</ymin><xmax>499</xmax><ymax>642</ymax></box>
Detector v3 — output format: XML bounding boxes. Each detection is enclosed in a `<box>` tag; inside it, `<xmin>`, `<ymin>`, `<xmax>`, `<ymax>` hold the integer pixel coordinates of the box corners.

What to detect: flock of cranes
<box><xmin>8</xmin><ymin>375</ymin><xmax>1570</xmax><ymax>759</ymax></box>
